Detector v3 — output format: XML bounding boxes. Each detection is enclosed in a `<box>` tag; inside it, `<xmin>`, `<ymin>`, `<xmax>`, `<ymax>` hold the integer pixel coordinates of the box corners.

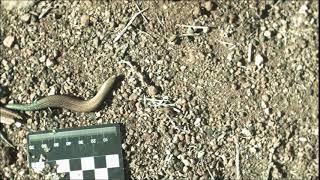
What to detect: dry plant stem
<box><xmin>235</xmin><ymin>136</ymin><xmax>241</xmax><ymax>180</ymax></box>
<box><xmin>265</xmin><ymin>140</ymin><xmax>281</xmax><ymax>180</ymax></box>
<box><xmin>0</xmin><ymin>107</ymin><xmax>21</xmax><ymax>147</ymax></box>
<box><xmin>113</xmin><ymin>8</ymin><xmax>148</xmax><ymax>43</ymax></box>
<box><xmin>216</xmin><ymin>39</ymin><xmax>236</xmax><ymax>50</ymax></box>
<box><xmin>206</xmin><ymin>164</ymin><xmax>215</xmax><ymax>179</ymax></box>
<box><xmin>248</xmin><ymin>42</ymin><xmax>253</xmax><ymax>63</ymax></box>
<box><xmin>135</xmin><ymin>2</ymin><xmax>148</xmax><ymax>23</ymax></box>
<box><xmin>138</xmin><ymin>29</ymin><xmax>154</xmax><ymax>39</ymax></box>
<box><xmin>0</xmin><ymin>107</ymin><xmax>22</xmax><ymax>119</ymax></box>
<box><xmin>179</xmin><ymin>33</ymin><xmax>201</xmax><ymax>37</ymax></box>
<box><xmin>216</xmin><ymin>39</ymin><xmax>236</xmax><ymax>47</ymax></box>
<box><xmin>119</xmin><ymin>60</ymin><xmax>147</xmax><ymax>86</ymax></box>
<box><xmin>0</xmin><ymin>115</ymin><xmax>15</xmax><ymax>125</ymax></box>
<box><xmin>177</xmin><ymin>24</ymin><xmax>211</xmax><ymax>29</ymax></box>
<box><xmin>0</xmin><ymin>131</ymin><xmax>14</xmax><ymax>148</ymax></box>
<box><xmin>5</xmin><ymin>76</ymin><xmax>116</xmax><ymax>112</ymax></box>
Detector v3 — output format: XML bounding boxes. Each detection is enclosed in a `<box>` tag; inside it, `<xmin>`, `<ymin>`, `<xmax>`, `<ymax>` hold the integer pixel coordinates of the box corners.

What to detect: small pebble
<box><xmin>0</xmin><ymin>97</ymin><xmax>8</xmax><ymax>104</ymax></box>
<box><xmin>80</xmin><ymin>15</ymin><xmax>90</xmax><ymax>27</ymax></box>
<box><xmin>261</xmin><ymin>101</ymin><xmax>268</xmax><ymax>109</ymax></box>
<box><xmin>46</xmin><ymin>59</ymin><xmax>55</xmax><ymax>67</ymax></box>
<box><xmin>181</xmin><ymin>159</ymin><xmax>190</xmax><ymax>166</ymax></box>
<box><xmin>3</xmin><ymin>35</ymin><xmax>15</xmax><ymax>48</ymax></box>
<box><xmin>129</xmin><ymin>93</ymin><xmax>138</xmax><ymax>101</ymax></box>
<box><xmin>194</xmin><ymin>118</ymin><xmax>201</xmax><ymax>127</ymax></box>
<box><xmin>197</xmin><ymin>151</ymin><xmax>205</xmax><ymax>159</ymax></box>
<box><xmin>296</xmin><ymin>64</ymin><xmax>303</xmax><ymax>71</ymax></box>
<box><xmin>255</xmin><ymin>54</ymin><xmax>264</xmax><ymax>69</ymax></box>
<box><xmin>264</xmin><ymin>108</ymin><xmax>271</xmax><ymax>115</ymax></box>
<box><xmin>96</xmin><ymin>111</ymin><xmax>101</xmax><ymax>118</ymax></box>
<box><xmin>48</xmin><ymin>86</ymin><xmax>56</xmax><ymax>96</ymax></box>
<box><xmin>262</xmin><ymin>94</ymin><xmax>270</xmax><ymax>102</ymax></box>
<box><xmin>93</xmin><ymin>37</ymin><xmax>100</xmax><ymax>47</ymax></box>
<box><xmin>183</xmin><ymin>166</ymin><xmax>189</xmax><ymax>173</ymax></box>
<box><xmin>264</xmin><ymin>30</ymin><xmax>272</xmax><ymax>38</ymax></box>
<box><xmin>204</xmin><ymin>0</ymin><xmax>213</xmax><ymax>11</ymax></box>
<box><xmin>180</xmin><ymin>65</ymin><xmax>187</xmax><ymax>71</ymax></box>
<box><xmin>20</xmin><ymin>13</ymin><xmax>31</xmax><ymax>22</ymax></box>
<box><xmin>187</xmin><ymin>27</ymin><xmax>194</xmax><ymax>34</ymax></box>
<box><xmin>96</xmin><ymin>119</ymin><xmax>103</xmax><ymax>124</ymax></box>
<box><xmin>193</xmin><ymin>6</ymin><xmax>201</xmax><ymax>16</ymax></box>
<box><xmin>241</xmin><ymin>128</ymin><xmax>252</xmax><ymax>136</ymax></box>
<box><xmin>22</xmin><ymin>138</ymin><xmax>27</xmax><ymax>145</ymax></box>
<box><xmin>27</xmin><ymin>118</ymin><xmax>33</xmax><ymax>125</ymax></box>
<box><xmin>202</xmin><ymin>27</ymin><xmax>209</xmax><ymax>33</ymax></box>
<box><xmin>147</xmin><ymin>86</ymin><xmax>158</xmax><ymax>97</ymax></box>
<box><xmin>39</xmin><ymin>55</ymin><xmax>46</xmax><ymax>62</ymax></box>
<box><xmin>15</xmin><ymin>121</ymin><xmax>22</xmax><ymax>128</ymax></box>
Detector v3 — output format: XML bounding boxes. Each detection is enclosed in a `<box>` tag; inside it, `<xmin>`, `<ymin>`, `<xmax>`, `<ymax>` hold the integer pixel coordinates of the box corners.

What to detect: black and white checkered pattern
<box><xmin>32</xmin><ymin>154</ymin><xmax>121</xmax><ymax>179</ymax></box>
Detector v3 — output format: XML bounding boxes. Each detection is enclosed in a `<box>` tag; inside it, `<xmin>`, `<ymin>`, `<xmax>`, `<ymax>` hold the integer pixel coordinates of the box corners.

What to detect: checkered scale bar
<box><xmin>31</xmin><ymin>154</ymin><xmax>120</xmax><ymax>180</ymax></box>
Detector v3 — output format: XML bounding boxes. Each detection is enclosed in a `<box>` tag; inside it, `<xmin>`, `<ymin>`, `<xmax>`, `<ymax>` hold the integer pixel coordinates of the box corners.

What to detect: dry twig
<box><xmin>206</xmin><ymin>165</ymin><xmax>215</xmax><ymax>180</ymax></box>
<box><xmin>216</xmin><ymin>39</ymin><xmax>236</xmax><ymax>50</ymax></box>
<box><xmin>118</xmin><ymin>60</ymin><xmax>147</xmax><ymax>86</ymax></box>
<box><xmin>0</xmin><ymin>131</ymin><xmax>14</xmax><ymax>148</ymax></box>
<box><xmin>247</xmin><ymin>42</ymin><xmax>253</xmax><ymax>63</ymax></box>
<box><xmin>235</xmin><ymin>136</ymin><xmax>241</xmax><ymax>180</ymax></box>
<box><xmin>113</xmin><ymin>8</ymin><xmax>148</xmax><ymax>43</ymax></box>
<box><xmin>135</xmin><ymin>2</ymin><xmax>148</xmax><ymax>23</ymax></box>
<box><xmin>265</xmin><ymin>140</ymin><xmax>281</xmax><ymax>180</ymax></box>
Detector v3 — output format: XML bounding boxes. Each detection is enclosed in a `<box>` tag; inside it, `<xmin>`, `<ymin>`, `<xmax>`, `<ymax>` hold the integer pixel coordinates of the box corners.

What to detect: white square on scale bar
<box><xmin>106</xmin><ymin>154</ymin><xmax>120</xmax><ymax>168</ymax></box>
<box><xmin>56</xmin><ymin>159</ymin><xmax>70</xmax><ymax>173</ymax></box>
<box><xmin>95</xmin><ymin>168</ymin><xmax>109</xmax><ymax>179</ymax></box>
<box><xmin>81</xmin><ymin>157</ymin><xmax>95</xmax><ymax>170</ymax></box>
<box><xmin>69</xmin><ymin>170</ymin><xmax>83</xmax><ymax>179</ymax></box>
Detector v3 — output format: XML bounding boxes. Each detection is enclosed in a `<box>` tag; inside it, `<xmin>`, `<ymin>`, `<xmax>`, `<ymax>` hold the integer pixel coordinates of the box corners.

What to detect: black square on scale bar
<box><xmin>70</xmin><ymin>158</ymin><xmax>82</xmax><ymax>171</ymax></box>
<box><xmin>94</xmin><ymin>156</ymin><xmax>106</xmax><ymax>169</ymax></box>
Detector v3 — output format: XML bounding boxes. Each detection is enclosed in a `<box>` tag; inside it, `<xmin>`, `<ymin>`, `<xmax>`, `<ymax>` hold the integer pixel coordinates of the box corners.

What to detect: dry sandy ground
<box><xmin>0</xmin><ymin>0</ymin><xmax>318</xmax><ymax>179</ymax></box>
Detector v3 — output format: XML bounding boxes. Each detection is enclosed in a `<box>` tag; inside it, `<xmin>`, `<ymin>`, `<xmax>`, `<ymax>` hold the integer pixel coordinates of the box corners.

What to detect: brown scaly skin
<box><xmin>5</xmin><ymin>75</ymin><xmax>116</xmax><ymax>112</ymax></box>
<box><xmin>0</xmin><ymin>75</ymin><xmax>117</xmax><ymax>147</ymax></box>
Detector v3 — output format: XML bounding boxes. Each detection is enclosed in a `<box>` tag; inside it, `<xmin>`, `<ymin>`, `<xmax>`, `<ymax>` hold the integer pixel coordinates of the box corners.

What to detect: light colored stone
<box><xmin>255</xmin><ymin>54</ymin><xmax>264</xmax><ymax>69</ymax></box>
<box><xmin>80</xmin><ymin>15</ymin><xmax>90</xmax><ymax>27</ymax></box>
<box><xmin>3</xmin><ymin>35</ymin><xmax>15</xmax><ymax>48</ymax></box>
<box><xmin>46</xmin><ymin>59</ymin><xmax>55</xmax><ymax>67</ymax></box>
<box><xmin>181</xmin><ymin>159</ymin><xmax>190</xmax><ymax>166</ymax></box>
<box><xmin>39</xmin><ymin>55</ymin><xmax>46</xmax><ymax>62</ymax></box>
<box><xmin>202</xmin><ymin>27</ymin><xmax>209</xmax><ymax>33</ymax></box>
<box><xmin>2</xmin><ymin>0</ymin><xmax>35</xmax><ymax>10</ymax></box>
<box><xmin>187</xmin><ymin>27</ymin><xmax>194</xmax><ymax>35</ymax></box>
<box><xmin>15</xmin><ymin>121</ymin><xmax>22</xmax><ymax>128</ymax></box>
<box><xmin>20</xmin><ymin>13</ymin><xmax>31</xmax><ymax>22</ymax></box>
<box><xmin>264</xmin><ymin>30</ymin><xmax>272</xmax><ymax>38</ymax></box>
<box><xmin>48</xmin><ymin>86</ymin><xmax>56</xmax><ymax>96</ymax></box>
<box><xmin>262</xmin><ymin>94</ymin><xmax>270</xmax><ymax>102</ymax></box>
<box><xmin>93</xmin><ymin>37</ymin><xmax>100</xmax><ymax>47</ymax></box>
<box><xmin>241</xmin><ymin>128</ymin><xmax>252</xmax><ymax>137</ymax></box>
<box><xmin>147</xmin><ymin>86</ymin><xmax>158</xmax><ymax>97</ymax></box>
<box><xmin>194</xmin><ymin>118</ymin><xmax>201</xmax><ymax>127</ymax></box>
<box><xmin>193</xmin><ymin>6</ymin><xmax>201</xmax><ymax>16</ymax></box>
<box><xmin>197</xmin><ymin>151</ymin><xmax>205</xmax><ymax>159</ymax></box>
<box><xmin>204</xmin><ymin>0</ymin><xmax>213</xmax><ymax>11</ymax></box>
<box><xmin>261</xmin><ymin>101</ymin><xmax>268</xmax><ymax>109</ymax></box>
<box><xmin>264</xmin><ymin>108</ymin><xmax>271</xmax><ymax>115</ymax></box>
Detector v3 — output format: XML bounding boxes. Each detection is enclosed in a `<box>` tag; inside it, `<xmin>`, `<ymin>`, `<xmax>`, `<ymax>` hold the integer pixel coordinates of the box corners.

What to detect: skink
<box><xmin>0</xmin><ymin>75</ymin><xmax>116</xmax><ymax>147</ymax></box>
